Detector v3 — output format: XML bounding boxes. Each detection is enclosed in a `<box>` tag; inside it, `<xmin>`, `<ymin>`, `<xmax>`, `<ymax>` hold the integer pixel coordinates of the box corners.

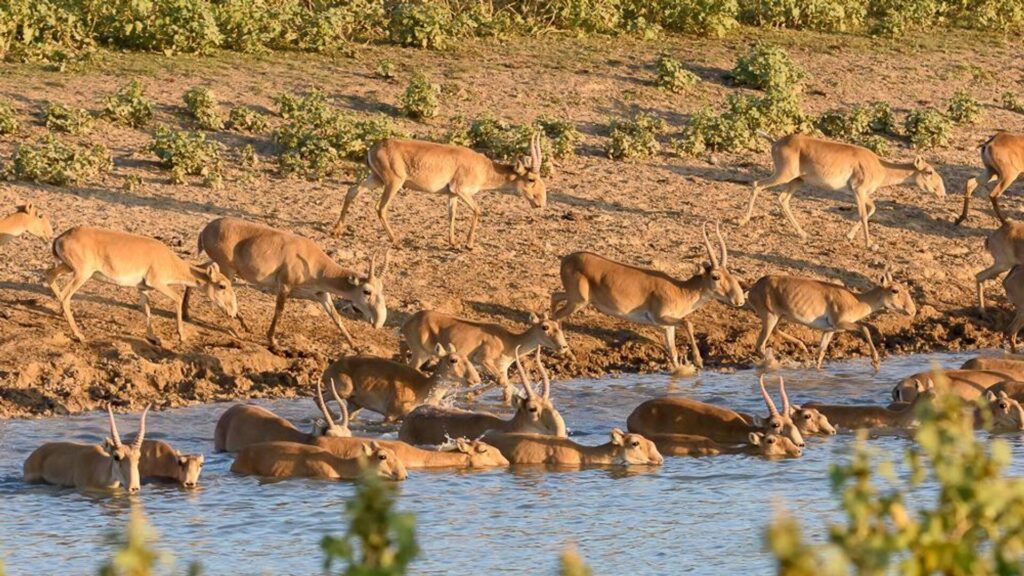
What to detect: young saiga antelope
<box><xmin>139</xmin><ymin>440</ymin><xmax>204</xmax><ymax>488</ymax></box>
<box><xmin>45</xmin><ymin>227</ymin><xmax>239</xmax><ymax>345</ymax></box>
<box><xmin>314</xmin><ymin>436</ymin><xmax>508</xmax><ymax>470</ymax></box>
<box><xmin>482</xmin><ymin>429</ymin><xmax>663</xmax><ymax>468</ymax></box>
<box><xmin>192</xmin><ymin>217</ymin><xmax>389</xmax><ymax>351</ymax></box>
<box><xmin>746</xmin><ymin>270</ymin><xmax>916</xmax><ymax>371</ymax></box>
<box><xmin>740</xmin><ymin>133</ymin><xmax>945</xmax><ymax>247</ymax></box>
<box><xmin>24</xmin><ymin>406</ymin><xmax>149</xmax><ymax>492</ymax></box>
<box><xmin>331</xmin><ymin>135</ymin><xmax>545</xmax><ymax>249</ymax></box>
<box><xmin>955</xmin><ymin>132</ymin><xmax>1024</xmax><ymax>225</ymax></box>
<box><xmin>0</xmin><ymin>203</ymin><xmax>53</xmax><ymax>244</ymax></box>
<box><xmin>975</xmin><ymin>221</ymin><xmax>1024</xmax><ymax>314</ymax></box>
<box><xmin>550</xmin><ymin>222</ymin><xmax>744</xmax><ymax>373</ymax></box>
<box><xmin>646</xmin><ymin>432</ymin><xmax>803</xmax><ymax>458</ymax></box>
<box><xmin>213</xmin><ymin>382</ymin><xmax>351</xmax><ymax>452</ymax></box>
<box><xmin>231</xmin><ymin>441</ymin><xmax>407</xmax><ymax>481</ymax></box>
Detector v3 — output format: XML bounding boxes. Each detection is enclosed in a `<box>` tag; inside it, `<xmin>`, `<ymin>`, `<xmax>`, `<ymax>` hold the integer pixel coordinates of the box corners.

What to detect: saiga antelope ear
<box><xmin>433</xmin><ymin>343</ymin><xmax>447</xmax><ymax>356</ymax></box>
<box><xmin>348</xmin><ymin>274</ymin><xmax>361</xmax><ymax>286</ymax></box>
<box><xmin>528</xmin><ymin>312</ymin><xmax>540</xmax><ymax>324</ymax></box>
<box><xmin>361</xmin><ymin>442</ymin><xmax>376</xmax><ymax>457</ymax></box>
<box><xmin>748</xmin><ymin>432</ymin><xmax>764</xmax><ymax>446</ymax></box>
<box><xmin>610</xmin><ymin>428</ymin><xmax>625</xmax><ymax>446</ymax></box>
<box><xmin>913</xmin><ymin>156</ymin><xmax>926</xmax><ymax>171</ymax></box>
<box><xmin>446</xmin><ymin>343</ymin><xmax>457</xmax><ymax>355</ymax></box>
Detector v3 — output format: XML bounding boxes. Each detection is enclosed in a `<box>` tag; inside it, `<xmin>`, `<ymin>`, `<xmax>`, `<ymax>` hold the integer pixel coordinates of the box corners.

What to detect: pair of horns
<box><xmin>702</xmin><ymin>221</ymin><xmax>728</xmax><ymax>268</ymax></box>
<box><xmin>107</xmin><ymin>404</ymin><xmax>149</xmax><ymax>450</ymax></box>
<box><xmin>316</xmin><ymin>379</ymin><xmax>350</xmax><ymax>429</ymax></box>
<box><xmin>368</xmin><ymin>247</ymin><xmax>391</xmax><ymax>279</ymax></box>
<box><xmin>758</xmin><ymin>375</ymin><xmax>790</xmax><ymax>417</ymax></box>
<box><xmin>513</xmin><ymin>346</ymin><xmax>551</xmax><ymax>400</ymax></box>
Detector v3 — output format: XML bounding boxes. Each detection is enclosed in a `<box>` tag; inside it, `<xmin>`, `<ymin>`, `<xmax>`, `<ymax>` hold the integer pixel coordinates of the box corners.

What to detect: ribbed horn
<box><xmin>535</xmin><ymin>348</ymin><xmax>551</xmax><ymax>400</ymax></box>
<box><xmin>778</xmin><ymin>376</ymin><xmax>790</xmax><ymax>415</ymax></box>
<box><xmin>702</xmin><ymin>223</ymin><xmax>719</xmax><ymax>267</ymax></box>
<box><xmin>132</xmin><ymin>405</ymin><xmax>150</xmax><ymax>450</ymax></box>
<box><xmin>107</xmin><ymin>405</ymin><xmax>123</xmax><ymax>448</ymax></box>
<box><xmin>368</xmin><ymin>251</ymin><xmax>378</xmax><ymax>279</ymax></box>
<box><xmin>530</xmin><ymin>132</ymin><xmax>542</xmax><ymax>172</ymax></box>
<box><xmin>513</xmin><ymin>346</ymin><xmax>535</xmax><ymax>397</ymax></box>
<box><xmin>759</xmin><ymin>375</ymin><xmax>779</xmax><ymax>416</ymax></box>
<box><xmin>715</xmin><ymin>221</ymin><xmax>728</xmax><ymax>268</ymax></box>
<box><xmin>315</xmin><ymin>381</ymin><xmax>336</xmax><ymax>427</ymax></box>
<box><xmin>328</xmin><ymin>378</ymin><xmax>349</xmax><ymax>428</ymax></box>
<box><xmin>379</xmin><ymin>247</ymin><xmax>391</xmax><ymax>278</ymax></box>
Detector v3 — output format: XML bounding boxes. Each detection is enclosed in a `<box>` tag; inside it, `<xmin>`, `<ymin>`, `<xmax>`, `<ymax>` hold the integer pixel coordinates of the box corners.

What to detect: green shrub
<box><xmin>738</xmin><ymin>0</ymin><xmax>868</xmax><ymax>31</ymax></box>
<box><xmin>149</xmin><ymin>126</ymin><xmax>223</xmax><ymax>186</ymax></box>
<box><xmin>676</xmin><ymin>90</ymin><xmax>810</xmax><ymax>155</ymax></box>
<box><xmin>814</xmin><ymin>101</ymin><xmax>895</xmax><ymax>152</ymax></box>
<box><xmin>634</xmin><ymin>0</ymin><xmax>740</xmax><ymax>37</ymax></box>
<box><xmin>536</xmin><ymin>116</ymin><xmax>582</xmax><ymax>159</ymax></box>
<box><xmin>904</xmin><ymin>108</ymin><xmax>952</xmax><ymax>150</ymax></box>
<box><xmin>1004</xmin><ymin>92</ymin><xmax>1024</xmax><ymax>114</ymax></box>
<box><xmin>732</xmin><ymin>42</ymin><xmax>805</xmax><ymax>93</ymax></box>
<box><xmin>227</xmin><ymin>106</ymin><xmax>269</xmax><ymax>132</ymax></box>
<box><xmin>42</xmin><ymin>102</ymin><xmax>94</xmax><ymax>135</ymax></box>
<box><xmin>606</xmin><ymin>112</ymin><xmax>665</xmax><ymax>160</ymax></box>
<box><xmin>97</xmin><ymin>0</ymin><xmax>223</xmax><ymax>55</ymax></box>
<box><xmin>944</xmin><ymin>0</ymin><xmax>1024</xmax><ymax>32</ymax></box>
<box><xmin>213</xmin><ymin>0</ymin><xmax>277</xmax><ymax>54</ymax></box>
<box><xmin>400</xmin><ymin>73</ymin><xmax>439</xmax><ymax>120</ymax></box>
<box><xmin>375</xmin><ymin>58</ymin><xmax>397</xmax><ymax>80</ymax></box>
<box><xmin>102</xmin><ymin>80</ymin><xmax>154</xmax><ymax>128</ymax></box>
<box><xmin>446</xmin><ymin>115</ymin><xmax>569</xmax><ymax>173</ymax></box>
<box><xmin>387</xmin><ymin>1</ymin><xmax>455</xmax><ymax>49</ymax></box>
<box><xmin>655</xmin><ymin>54</ymin><xmax>699</xmax><ymax>92</ymax></box>
<box><xmin>183</xmin><ymin>86</ymin><xmax>224</xmax><ymax>130</ymax></box>
<box><xmin>0</xmin><ymin>101</ymin><xmax>21</xmax><ymax>135</ymax></box>
<box><xmin>868</xmin><ymin>0</ymin><xmax>940</xmax><ymax>36</ymax></box>
<box><xmin>946</xmin><ymin>89</ymin><xmax>981</xmax><ymax>125</ymax></box>
<box><xmin>11</xmin><ymin>135</ymin><xmax>111</xmax><ymax>186</ymax></box>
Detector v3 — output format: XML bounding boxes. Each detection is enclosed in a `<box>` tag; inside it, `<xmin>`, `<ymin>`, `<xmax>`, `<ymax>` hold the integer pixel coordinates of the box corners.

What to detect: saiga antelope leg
<box><xmin>447</xmin><ymin>194</ymin><xmax>459</xmax><ymax>246</ymax></box>
<box><xmin>137</xmin><ymin>288</ymin><xmax>160</xmax><ymax>345</ymax></box>
<box><xmin>267</xmin><ymin>287</ymin><xmax>291</xmax><ymax>350</ymax></box>
<box><xmin>835</xmin><ymin>320</ymin><xmax>879</xmax><ymax>371</ymax></box>
<box><xmin>450</xmin><ymin>187</ymin><xmax>481</xmax><ymax>249</ymax></box>
<box><xmin>755</xmin><ymin>313</ymin><xmax>780</xmax><ymax>356</ymax></box>
<box><xmin>769</xmin><ymin>328</ymin><xmax>810</xmax><ymax>355</ymax></box>
<box><xmin>374</xmin><ymin>180</ymin><xmax>402</xmax><ymax>245</ymax></box>
<box><xmin>989</xmin><ymin>172</ymin><xmax>1021</xmax><ymax>224</ymax></box>
<box><xmin>740</xmin><ymin>172</ymin><xmax>797</xmax><ymax>225</ymax></box>
<box><xmin>956</xmin><ymin>169</ymin><xmax>995</xmax><ymax>225</ymax></box>
<box><xmin>44</xmin><ymin>263</ymin><xmax>72</xmax><ymax>301</ymax></box>
<box><xmin>846</xmin><ymin>190</ymin><xmax>872</xmax><ymax>247</ymax></box>
<box><xmin>815</xmin><ymin>331</ymin><xmax>835</xmax><ymax>369</ymax></box>
<box><xmin>148</xmin><ymin>283</ymin><xmax>187</xmax><ymax>343</ymax></box>
<box><xmin>976</xmin><ymin>264</ymin><xmax>1012</xmax><ymax>312</ymax></box>
<box><xmin>846</xmin><ymin>195</ymin><xmax>876</xmax><ymax>243</ymax></box>
<box><xmin>1007</xmin><ymin>312</ymin><xmax>1024</xmax><ymax>352</ymax></box>
<box><xmin>317</xmin><ymin>292</ymin><xmax>358</xmax><ymax>350</ymax></box>
<box><xmin>777</xmin><ymin>179</ymin><xmax>806</xmax><ymax>239</ymax></box>
<box><xmin>58</xmin><ymin>272</ymin><xmax>91</xmax><ymax>342</ymax></box>
<box><xmin>333</xmin><ymin>173</ymin><xmax>382</xmax><ymax>236</ymax></box>
<box><xmin>683</xmin><ymin>320</ymin><xmax>702</xmax><ymax>369</ymax></box>
<box><xmin>662</xmin><ymin>325</ymin><xmax>680</xmax><ymax>370</ymax></box>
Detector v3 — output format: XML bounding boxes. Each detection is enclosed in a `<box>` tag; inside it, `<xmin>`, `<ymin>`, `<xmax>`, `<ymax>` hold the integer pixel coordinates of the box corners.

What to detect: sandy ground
<box><xmin>0</xmin><ymin>29</ymin><xmax>1020</xmax><ymax>417</ymax></box>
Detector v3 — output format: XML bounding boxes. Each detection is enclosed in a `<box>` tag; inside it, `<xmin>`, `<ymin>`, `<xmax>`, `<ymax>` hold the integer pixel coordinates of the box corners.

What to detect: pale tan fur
<box><xmin>139</xmin><ymin>439</ymin><xmax>204</xmax><ymax>487</ymax></box>
<box><xmin>24</xmin><ymin>406</ymin><xmax>148</xmax><ymax>492</ymax></box>
<box><xmin>646</xmin><ymin>432</ymin><xmax>803</xmax><ymax>458</ymax></box>
<box><xmin>986</xmin><ymin>380</ymin><xmax>1024</xmax><ymax>403</ymax></box>
<box><xmin>192</xmin><ymin>217</ymin><xmax>389</xmax><ymax>350</ymax></box>
<box><xmin>549</xmin><ymin>222</ymin><xmax>745</xmax><ymax>371</ymax></box>
<box><xmin>891</xmin><ymin>370</ymin><xmax>1013</xmax><ymax>403</ymax></box>
<box><xmin>626</xmin><ymin>376</ymin><xmax>806</xmax><ymax>447</ymax></box>
<box><xmin>213</xmin><ymin>383</ymin><xmax>351</xmax><ymax>453</ymax></box>
<box><xmin>974</xmin><ymin>221</ymin><xmax>1024</xmax><ymax>313</ymax></box>
<box><xmin>956</xmin><ymin>132</ymin><xmax>1024</xmax><ymax>224</ymax></box>
<box><xmin>321</xmin><ymin>345</ymin><xmax>480</xmax><ymax>422</ymax></box>
<box><xmin>332</xmin><ymin>135</ymin><xmax>545</xmax><ymax>248</ymax></box>
<box><xmin>0</xmin><ymin>203</ymin><xmax>53</xmax><ymax>245</ymax></box>
<box><xmin>804</xmin><ymin>391</ymin><xmax>932</xmax><ymax>431</ymax></box>
<box><xmin>230</xmin><ymin>441</ymin><xmax>407</xmax><ymax>481</ymax></box>
<box><xmin>962</xmin><ymin>356</ymin><xmax>1024</xmax><ymax>377</ymax></box>
<box><xmin>746</xmin><ymin>271</ymin><xmax>916</xmax><ymax>370</ymax></box>
<box><xmin>741</xmin><ymin>133</ymin><xmax>945</xmax><ymax>247</ymax></box>
<box><xmin>44</xmin><ymin>227</ymin><xmax>238</xmax><ymax>344</ymax></box>
<box><xmin>482</xmin><ymin>429</ymin><xmax>663</xmax><ymax>467</ymax></box>
<box><xmin>313</xmin><ymin>437</ymin><xmax>508</xmax><ymax>470</ymax></box>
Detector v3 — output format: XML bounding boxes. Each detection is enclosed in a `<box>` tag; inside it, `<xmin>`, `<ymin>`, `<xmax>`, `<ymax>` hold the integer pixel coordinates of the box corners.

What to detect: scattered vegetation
<box><xmin>1004</xmin><ymin>92</ymin><xmax>1024</xmax><ymax>114</ymax></box>
<box><xmin>183</xmin><ymin>86</ymin><xmax>225</xmax><ymax>131</ymax></box>
<box><xmin>654</xmin><ymin>54</ymin><xmax>699</xmax><ymax>92</ymax></box>
<box><xmin>400</xmin><ymin>72</ymin><xmax>439</xmax><ymax>120</ymax></box>
<box><xmin>946</xmin><ymin>89</ymin><xmax>981</xmax><ymax>125</ymax></box>
<box><xmin>738</xmin><ymin>0</ymin><xmax>867</xmax><ymax>31</ymax></box>
<box><xmin>227</xmin><ymin>106</ymin><xmax>269</xmax><ymax>133</ymax></box>
<box><xmin>0</xmin><ymin>100</ymin><xmax>19</xmax><ymax>135</ymax></box>
<box><xmin>149</xmin><ymin>127</ymin><xmax>223</xmax><ymax>187</ymax></box>
<box><xmin>43</xmin><ymin>102</ymin><xmax>94</xmax><ymax>135</ymax></box>
<box><xmin>375</xmin><ymin>58</ymin><xmax>397</xmax><ymax>80</ymax></box>
<box><xmin>675</xmin><ymin>90</ymin><xmax>810</xmax><ymax>156</ymax></box>
<box><xmin>904</xmin><ymin>108</ymin><xmax>952</xmax><ymax>150</ymax></box>
<box><xmin>605</xmin><ymin>112</ymin><xmax>665</xmax><ymax>160</ymax></box>
<box><xmin>814</xmin><ymin>101</ymin><xmax>894</xmax><ymax>154</ymax></box>
<box><xmin>446</xmin><ymin>114</ymin><xmax>576</xmax><ymax>174</ymax></box>
<box><xmin>10</xmin><ymin>135</ymin><xmax>111</xmax><ymax>186</ymax></box>
<box><xmin>731</xmin><ymin>42</ymin><xmax>805</xmax><ymax>93</ymax></box>
<box><xmin>102</xmin><ymin>81</ymin><xmax>154</xmax><ymax>129</ymax></box>
<box><xmin>536</xmin><ymin>116</ymin><xmax>582</xmax><ymax>160</ymax></box>
<box><xmin>98</xmin><ymin>510</ymin><xmax>168</xmax><ymax>576</ymax></box>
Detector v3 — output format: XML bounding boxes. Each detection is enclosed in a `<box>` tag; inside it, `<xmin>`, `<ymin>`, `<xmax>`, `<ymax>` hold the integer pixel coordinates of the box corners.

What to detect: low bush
<box><xmin>102</xmin><ymin>80</ymin><xmax>154</xmax><ymax>128</ymax></box>
<box><xmin>738</xmin><ymin>0</ymin><xmax>868</xmax><ymax>31</ymax></box>
<box><xmin>868</xmin><ymin>0</ymin><xmax>940</xmax><ymax>36</ymax></box>
<box><xmin>387</xmin><ymin>1</ymin><xmax>455</xmax><ymax>49</ymax></box>
<box><xmin>183</xmin><ymin>86</ymin><xmax>224</xmax><ymax>131</ymax></box>
<box><xmin>814</xmin><ymin>101</ymin><xmax>894</xmax><ymax>153</ymax></box>
<box><xmin>904</xmin><ymin>108</ymin><xmax>952</xmax><ymax>150</ymax></box>
<box><xmin>42</xmin><ymin>102</ymin><xmax>94</xmax><ymax>135</ymax></box>
<box><xmin>447</xmin><ymin>114</ymin><xmax>575</xmax><ymax>174</ymax></box>
<box><xmin>400</xmin><ymin>73</ymin><xmax>439</xmax><ymax>120</ymax></box>
<box><xmin>731</xmin><ymin>42</ymin><xmax>805</xmax><ymax>93</ymax></box>
<box><xmin>0</xmin><ymin>101</ymin><xmax>20</xmax><ymax>135</ymax></box>
<box><xmin>946</xmin><ymin>89</ymin><xmax>981</xmax><ymax>125</ymax></box>
<box><xmin>375</xmin><ymin>59</ymin><xmax>397</xmax><ymax>80</ymax></box>
<box><xmin>536</xmin><ymin>116</ymin><xmax>582</xmax><ymax>159</ymax></box>
<box><xmin>11</xmin><ymin>135</ymin><xmax>111</xmax><ymax>186</ymax></box>
<box><xmin>606</xmin><ymin>112</ymin><xmax>665</xmax><ymax>160</ymax></box>
<box><xmin>149</xmin><ymin>126</ymin><xmax>223</xmax><ymax>186</ymax></box>
<box><xmin>655</xmin><ymin>54</ymin><xmax>699</xmax><ymax>92</ymax></box>
<box><xmin>227</xmin><ymin>106</ymin><xmax>269</xmax><ymax>133</ymax></box>
<box><xmin>675</xmin><ymin>90</ymin><xmax>811</xmax><ymax>155</ymax></box>
<box><xmin>99</xmin><ymin>0</ymin><xmax>223</xmax><ymax>55</ymax></box>
<box><xmin>1004</xmin><ymin>92</ymin><xmax>1024</xmax><ymax>114</ymax></box>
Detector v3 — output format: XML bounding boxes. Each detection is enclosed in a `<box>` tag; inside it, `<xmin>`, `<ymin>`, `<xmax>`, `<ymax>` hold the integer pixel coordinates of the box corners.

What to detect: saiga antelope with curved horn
<box><xmin>740</xmin><ymin>133</ymin><xmax>945</xmax><ymax>248</ymax></box>
<box><xmin>1</xmin><ymin>203</ymin><xmax>53</xmax><ymax>245</ymax></box>
<box><xmin>745</xmin><ymin>270</ymin><xmax>916</xmax><ymax>371</ymax></box>
<box><xmin>955</xmin><ymin>132</ymin><xmax>1024</xmax><ymax>225</ymax></box>
<box><xmin>231</xmin><ymin>441</ymin><xmax>407</xmax><ymax>481</ymax></box>
<box><xmin>736</xmin><ymin>378</ymin><xmax>835</xmax><ymax>436</ymax></box>
<box><xmin>549</xmin><ymin>222</ymin><xmax>744</xmax><ymax>372</ymax></box>
<box><xmin>331</xmin><ymin>134</ymin><xmax>545</xmax><ymax>249</ymax></box>
<box><xmin>24</xmin><ymin>405</ymin><xmax>149</xmax><ymax>492</ymax></box>
<box><xmin>189</xmin><ymin>217</ymin><xmax>389</xmax><ymax>351</ymax></box>
<box><xmin>44</xmin><ymin>227</ymin><xmax>238</xmax><ymax>345</ymax></box>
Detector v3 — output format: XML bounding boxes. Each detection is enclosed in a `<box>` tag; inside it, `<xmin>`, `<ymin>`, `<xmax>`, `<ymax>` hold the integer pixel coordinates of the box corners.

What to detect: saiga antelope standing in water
<box><xmin>745</xmin><ymin>270</ymin><xmax>916</xmax><ymax>370</ymax></box>
<box><xmin>955</xmin><ymin>132</ymin><xmax>1024</xmax><ymax>225</ymax></box>
<box><xmin>45</xmin><ymin>227</ymin><xmax>239</xmax><ymax>345</ymax></box>
<box><xmin>549</xmin><ymin>222</ymin><xmax>744</xmax><ymax>373</ymax></box>
<box><xmin>331</xmin><ymin>135</ymin><xmax>545</xmax><ymax>249</ymax></box>
<box><xmin>739</xmin><ymin>133</ymin><xmax>945</xmax><ymax>248</ymax></box>
<box><xmin>0</xmin><ymin>203</ymin><xmax>53</xmax><ymax>245</ymax></box>
<box><xmin>139</xmin><ymin>440</ymin><xmax>204</xmax><ymax>488</ymax></box>
<box><xmin>189</xmin><ymin>217</ymin><xmax>389</xmax><ymax>351</ymax></box>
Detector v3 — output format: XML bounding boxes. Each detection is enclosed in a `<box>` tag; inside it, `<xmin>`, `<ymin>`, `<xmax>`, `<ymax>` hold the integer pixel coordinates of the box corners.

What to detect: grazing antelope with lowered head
<box><xmin>24</xmin><ymin>406</ymin><xmax>149</xmax><ymax>492</ymax></box>
<box><xmin>746</xmin><ymin>270</ymin><xmax>916</xmax><ymax>371</ymax></box>
<box><xmin>646</xmin><ymin>432</ymin><xmax>803</xmax><ymax>458</ymax></box>
<box><xmin>400</xmin><ymin>309</ymin><xmax>571</xmax><ymax>402</ymax></box>
<box><xmin>1</xmin><ymin>203</ymin><xmax>53</xmax><ymax>244</ymax></box>
<box><xmin>398</xmin><ymin>349</ymin><xmax>567</xmax><ymax>445</ymax></box>
<box><xmin>549</xmin><ymin>222</ymin><xmax>744</xmax><ymax>373</ymax></box>
<box><xmin>331</xmin><ymin>135</ymin><xmax>545</xmax><ymax>249</ymax></box>
<box><xmin>740</xmin><ymin>133</ymin><xmax>945</xmax><ymax>247</ymax></box>
<box><xmin>956</xmin><ymin>132</ymin><xmax>1024</xmax><ymax>224</ymax></box>
<box><xmin>231</xmin><ymin>441</ymin><xmax>407</xmax><ymax>481</ymax></box>
<box><xmin>626</xmin><ymin>376</ymin><xmax>805</xmax><ymax>447</ymax></box>
<box><xmin>213</xmin><ymin>382</ymin><xmax>351</xmax><ymax>452</ymax></box>
<box><xmin>313</xmin><ymin>436</ymin><xmax>508</xmax><ymax>470</ymax></box>
<box><xmin>321</xmin><ymin>345</ymin><xmax>480</xmax><ymax>422</ymax></box>
<box><xmin>974</xmin><ymin>220</ymin><xmax>1024</xmax><ymax>314</ymax></box>
<box><xmin>482</xmin><ymin>429</ymin><xmax>663</xmax><ymax>467</ymax></box>
<box><xmin>139</xmin><ymin>440</ymin><xmax>204</xmax><ymax>488</ymax></box>
<box><xmin>189</xmin><ymin>217</ymin><xmax>388</xmax><ymax>351</ymax></box>
<box><xmin>44</xmin><ymin>227</ymin><xmax>238</xmax><ymax>345</ymax></box>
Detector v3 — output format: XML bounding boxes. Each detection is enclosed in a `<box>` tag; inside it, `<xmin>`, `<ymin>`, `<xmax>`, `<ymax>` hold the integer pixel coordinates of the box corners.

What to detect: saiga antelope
<box><xmin>482</xmin><ymin>429</ymin><xmax>663</xmax><ymax>467</ymax></box>
<box><xmin>626</xmin><ymin>376</ymin><xmax>806</xmax><ymax>447</ymax></box>
<box><xmin>736</xmin><ymin>379</ymin><xmax>836</xmax><ymax>436</ymax></box>
<box><xmin>961</xmin><ymin>356</ymin><xmax>1024</xmax><ymax>377</ymax></box>
<box><xmin>313</xmin><ymin>436</ymin><xmax>509</xmax><ymax>470</ymax></box>
<box><xmin>740</xmin><ymin>133</ymin><xmax>945</xmax><ymax>247</ymax></box>
<box><xmin>549</xmin><ymin>222</ymin><xmax>744</xmax><ymax>372</ymax></box>
<box><xmin>213</xmin><ymin>382</ymin><xmax>351</xmax><ymax>452</ymax></box>
<box><xmin>1003</xmin><ymin>267</ymin><xmax>1024</xmax><ymax>350</ymax></box>
<box><xmin>804</xmin><ymin>388</ymin><xmax>933</xmax><ymax>431</ymax></box>
<box><xmin>400</xmin><ymin>309</ymin><xmax>571</xmax><ymax>402</ymax></box>
<box><xmin>139</xmin><ymin>440</ymin><xmax>204</xmax><ymax>488</ymax></box>
<box><xmin>746</xmin><ymin>270</ymin><xmax>916</xmax><ymax>370</ymax></box>
<box><xmin>955</xmin><ymin>132</ymin><xmax>1024</xmax><ymax>224</ymax></box>
<box><xmin>231</xmin><ymin>441</ymin><xmax>407</xmax><ymax>481</ymax></box>
<box><xmin>321</xmin><ymin>345</ymin><xmax>480</xmax><ymax>422</ymax></box>
<box><xmin>398</xmin><ymin>349</ymin><xmax>567</xmax><ymax>445</ymax></box>
<box><xmin>24</xmin><ymin>406</ymin><xmax>149</xmax><ymax>492</ymax></box>
<box><xmin>331</xmin><ymin>135</ymin><xmax>545</xmax><ymax>249</ymax></box>
<box><xmin>190</xmin><ymin>217</ymin><xmax>389</xmax><ymax>351</ymax></box>
<box><xmin>44</xmin><ymin>227</ymin><xmax>238</xmax><ymax>345</ymax></box>
<box><xmin>0</xmin><ymin>203</ymin><xmax>53</xmax><ymax>244</ymax></box>
<box><xmin>646</xmin><ymin>432</ymin><xmax>803</xmax><ymax>458</ymax></box>
<box><xmin>974</xmin><ymin>220</ymin><xmax>1024</xmax><ymax>314</ymax></box>
<box><xmin>891</xmin><ymin>371</ymin><xmax>1012</xmax><ymax>403</ymax></box>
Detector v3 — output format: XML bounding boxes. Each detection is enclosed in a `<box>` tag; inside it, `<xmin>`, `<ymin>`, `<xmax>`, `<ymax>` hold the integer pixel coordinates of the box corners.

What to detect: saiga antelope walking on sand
<box><xmin>0</xmin><ymin>203</ymin><xmax>53</xmax><ymax>245</ymax></box>
<box><xmin>956</xmin><ymin>132</ymin><xmax>1024</xmax><ymax>225</ymax></box>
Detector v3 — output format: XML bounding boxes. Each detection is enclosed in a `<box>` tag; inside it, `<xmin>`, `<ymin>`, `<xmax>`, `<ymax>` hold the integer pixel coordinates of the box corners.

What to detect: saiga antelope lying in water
<box><xmin>626</xmin><ymin>376</ymin><xmax>806</xmax><ymax>447</ymax></box>
<box><xmin>0</xmin><ymin>203</ymin><xmax>53</xmax><ymax>245</ymax></box>
<box><xmin>331</xmin><ymin>135</ymin><xmax>545</xmax><ymax>249</ymax></box>
<box><xmin>139</xmin><ymin>440</ymin><xmax>204</xmax><ymax>488</ymax></box>
<box><xmin>740</xmin><ymin>133</ymin><xmax>944</xmax><ymax>247</ymax></box>
<box><xmin>321</xmin><ymin>345</ymin><xmax>480</xmax><ymax>422</ymax></box>
<box><xmin>961</xmin><ymin>356</ymin><xmax>1024</xmax><ymax>378</ymax></box>
<box><xmin>973</xmin><ymin>220</ymin><xmax>1024</xmax><ymax>314</ymax></box>
<box><xmin>550</xmin><ymin>222</ymin><xmax>744</xmax><ymax>373</ymax></box>
<box><xmin>646</xmin><ymin>432</ymin><xmax>803</xmax><ymax>458</ymax></box>
<box><xmin>45</xmin><ymin>227</ymin><xmax>238</xmax><ymax>345</ymax></box>
<box><xmin>231</xmin><ymin>441</ymin><xmax>407</xmax><ymax>481</ymax></box>
<box><xmin>482</xmin><ymin>429</ymin><xmax>663</xmax><ymax>468</ymax></box>
<box><xmin>955</xmin><ymin>132</ymin><xmax>1024</xmax><ymax>225</ymax></box>
<box><xmin>214</xmin><ymin>382</ymin><xmax>351</xmax><ymax>452</ymax></box>
<box><xmin>189</xmin><ymin>217</ymin><xmax>388</xmax><ymax>351</ymax></box>
<box><xmin>746</xmin><ymin>270</ymin><xmax>916</xmax><ymax>370</ymax></box>
<box><xmin>735</xmin><ymin>378</ymin><xmax>835</xmax><ymax>437</ymax></box>
<box><xmin>24</xmin><ymin>406</ymin><xmax>149</xmax><ymax>492</ymax></box>
<box><xmin>313</xmin><ymin>436</ymin><xmax>508</xmax><ymax>470</ymax></box>
<box><xmin>891</xmin><ymin>370</ymin><xmax>1013</xmax><ymax>403</ymax></box>
<box><xmin>398</xmin><ymin>349</ymin><xmax>567</xmax><ymax>445</ymax></box>
<box><xmin>804</xmin><ymin>387</ymin><xmax>934</xmax><ymax>432</ymax></box>
<box><xmin>401</xmin><ymin>309</ymin><xmax>571</xmax><ymax>402</ymax></box>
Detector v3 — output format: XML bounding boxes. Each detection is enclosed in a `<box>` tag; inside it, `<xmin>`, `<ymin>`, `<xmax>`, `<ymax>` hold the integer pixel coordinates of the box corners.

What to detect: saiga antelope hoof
<box><xmin>670</xmin><ymin>364</ymin><xmax>698</xmax><ymax>377</ymax></box>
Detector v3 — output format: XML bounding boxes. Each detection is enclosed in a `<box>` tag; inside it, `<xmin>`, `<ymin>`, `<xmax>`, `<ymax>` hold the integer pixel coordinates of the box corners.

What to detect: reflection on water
<box><xmin>2</xmin><ymin>351</ymin><xmax>1024</xmax><ymax>575</ymax></box>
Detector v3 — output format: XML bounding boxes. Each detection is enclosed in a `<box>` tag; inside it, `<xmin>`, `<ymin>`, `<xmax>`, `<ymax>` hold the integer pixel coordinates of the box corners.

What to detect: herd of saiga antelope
<box><xmin>12</xmin><ymin>128</ymin><xmax>1024</xmax><ymax>491</ymax></box>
